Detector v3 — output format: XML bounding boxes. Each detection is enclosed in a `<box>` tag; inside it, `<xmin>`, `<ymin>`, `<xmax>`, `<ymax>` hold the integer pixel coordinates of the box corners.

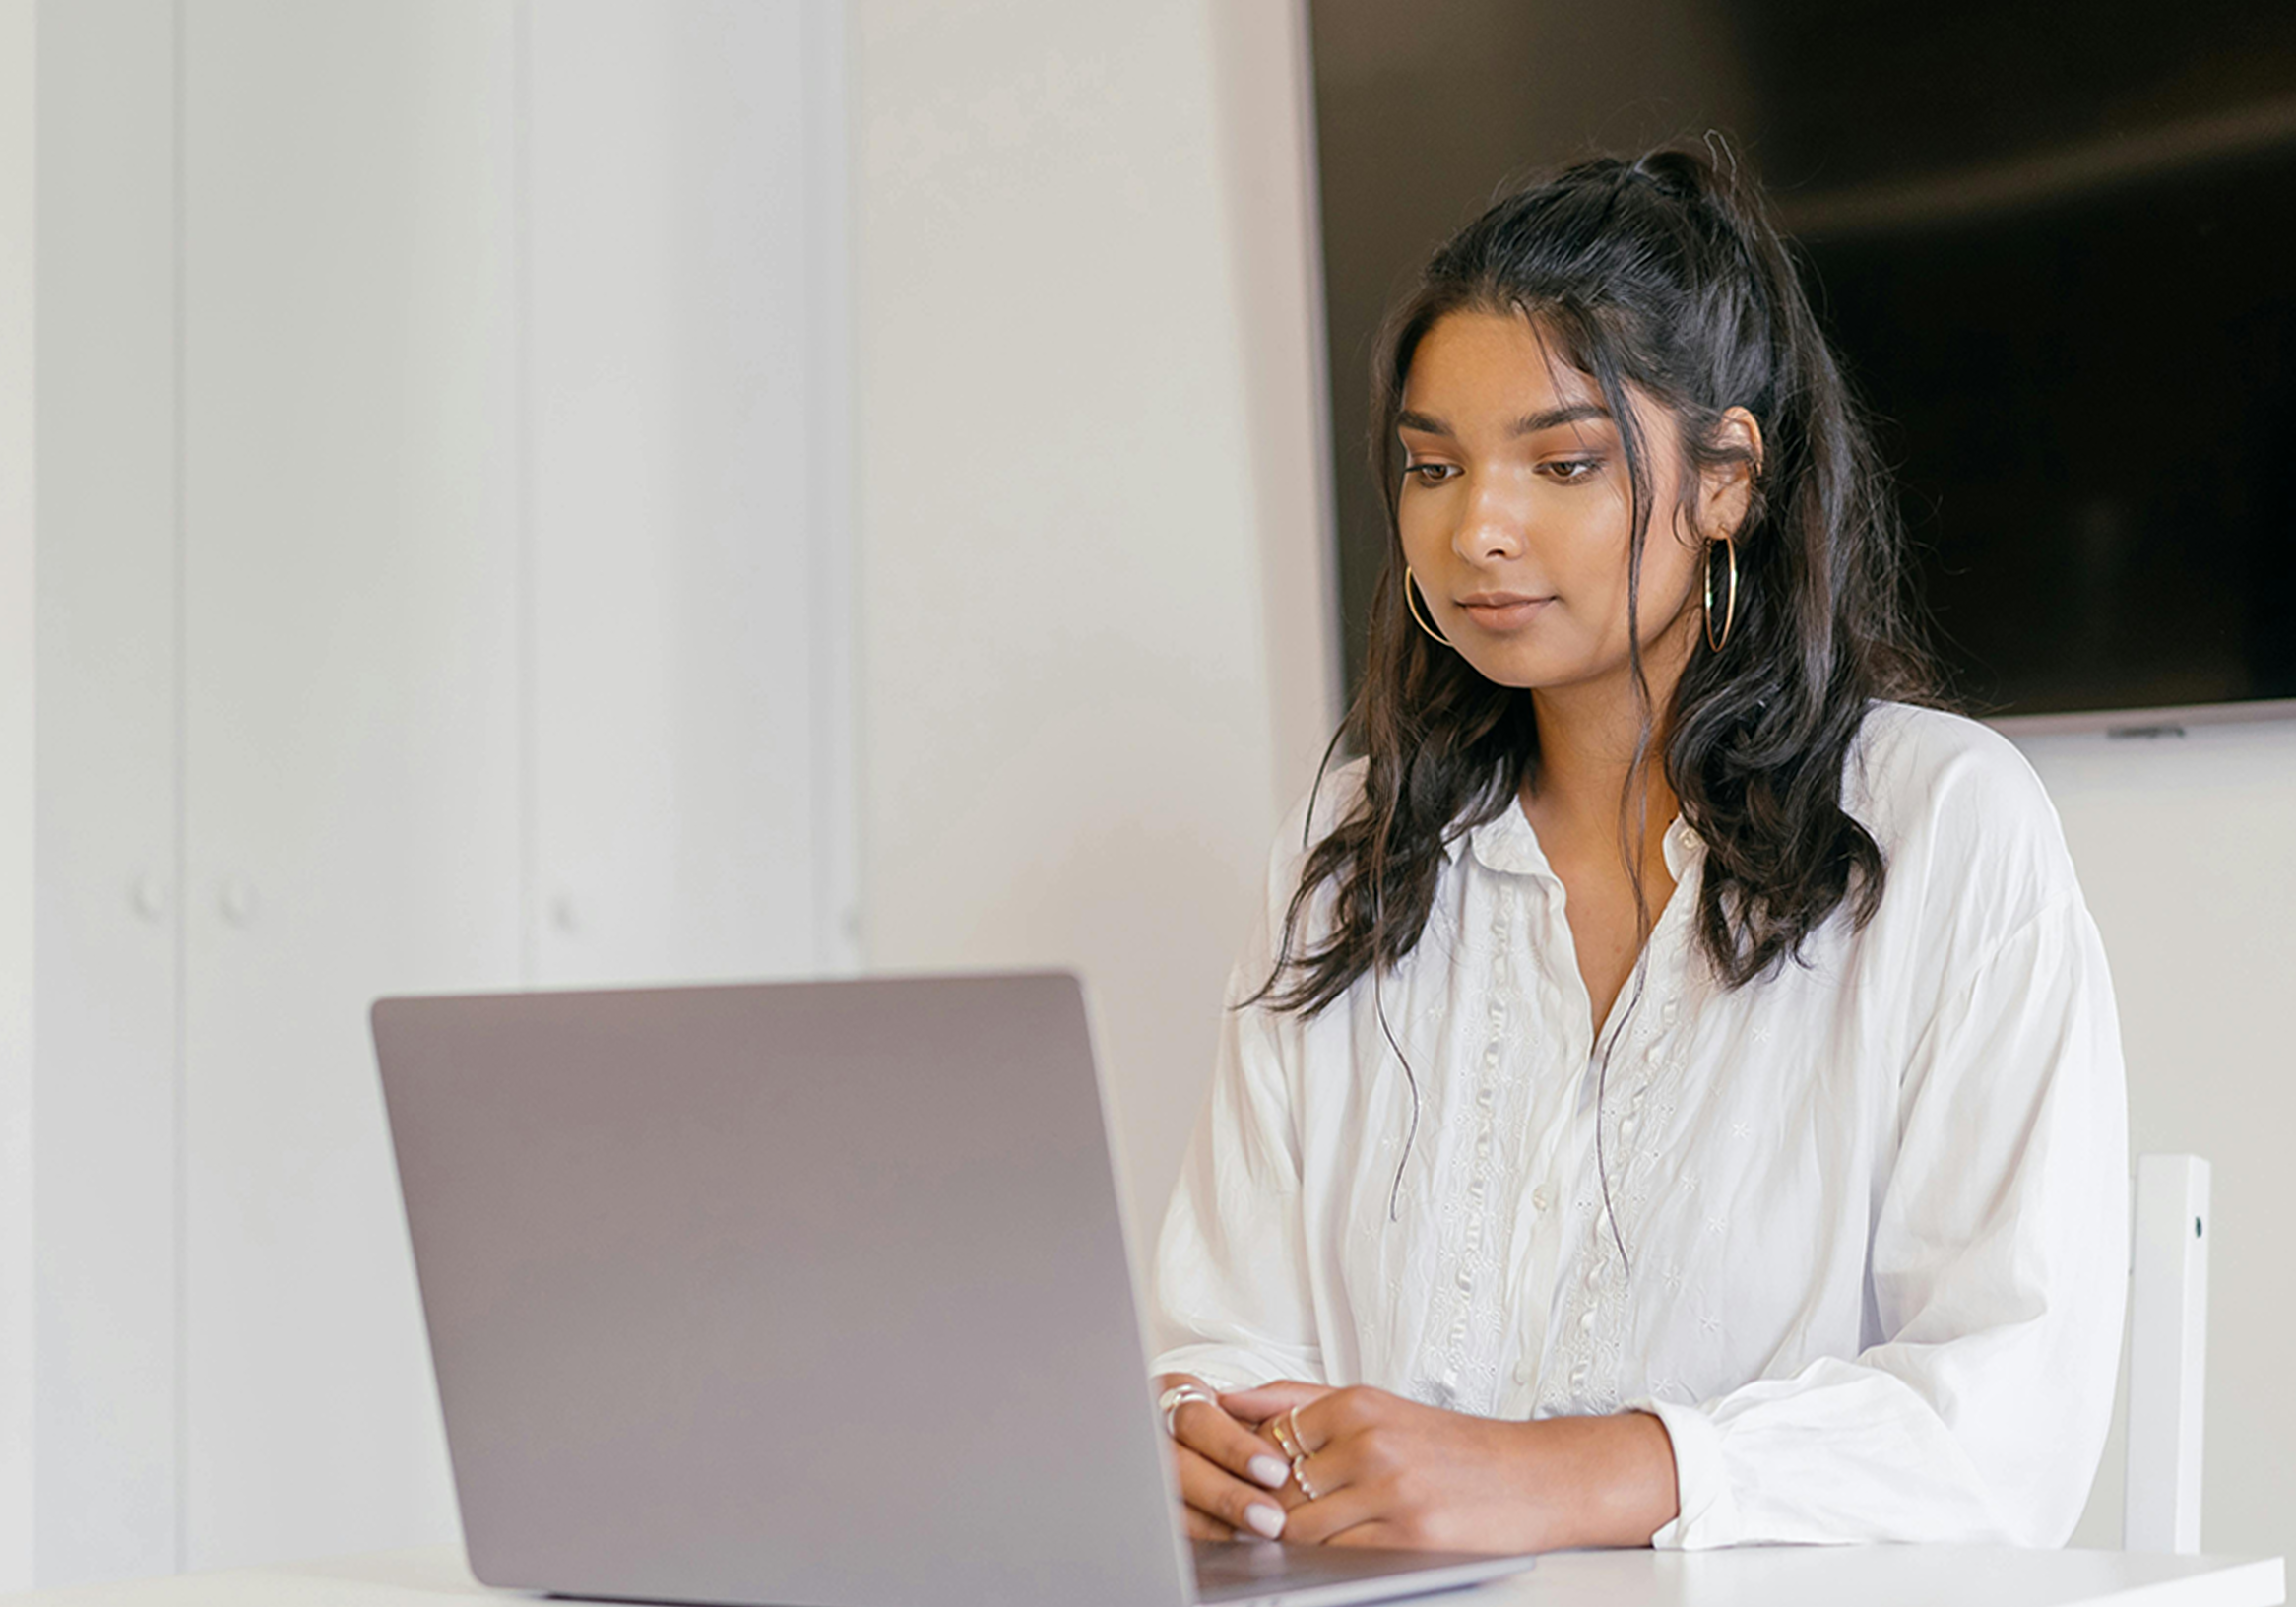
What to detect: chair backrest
<box><xmin>2124</xmin><ymin>1153</ymin><xmax>2209</xmax><ymax>1553</ymax></box>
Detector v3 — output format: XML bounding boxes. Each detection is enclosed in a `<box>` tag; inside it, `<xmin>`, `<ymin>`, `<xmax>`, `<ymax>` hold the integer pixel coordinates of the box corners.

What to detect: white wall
<box><xmin>0</xmin><ymin>0</ymin><xmax>39</xmax><ymax>1588</ymax></box>
<box><xmin>851</xmin><ymin>0</ymin><xmax>1339</xmax><ymax>1243</ymax></box>
<box><xmin>2024</xmin><ymin>720</ymin><xmax>2296</xmax><ymax>1563</ymax></box>
<box><xmin>1204</xmin><ymin>2</ymin><xmax>1345</xmax><ymax>814</ymax></box>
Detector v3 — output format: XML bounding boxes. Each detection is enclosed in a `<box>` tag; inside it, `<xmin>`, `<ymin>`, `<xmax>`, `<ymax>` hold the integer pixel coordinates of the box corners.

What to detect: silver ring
<box><xmin>1157</xmin><ymin>1383</ymin><xmax>1218</xmax><ymax>1439</ymax></box>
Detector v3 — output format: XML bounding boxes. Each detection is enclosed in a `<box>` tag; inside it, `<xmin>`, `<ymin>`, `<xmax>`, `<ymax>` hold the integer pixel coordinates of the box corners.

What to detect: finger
<box><xmin>1241</xmin><ymin>1419</ymin><xmax>1329</xmax><ymax>1514</ymax></box>
<box><xmin>1324</xmin><ymin>1519</ymin><xmax>1415</xmax><ymax>1549</ymax></box>
<box><xmin>1217</xmin><ymin>1379</ymin><xmax>1333</xmax><ymax>1424</ymax></box>
<box><xmin>1181</xmin><ymin>1507</ymin><xmax>1237</xmax><ymax>1542</ymax></box>
<box><xmin>1281</xmin><ymin>1442</ymin><xmax>1357</xmax><ymax>1513</ymax></box>
<box><xmin>1273</xmin><ymin>1482</ymin><xmax>1386</xmax><ymax>1548</ymax></box>
<box><xmin>1278</xmin><ymin>1382</ymin><xmax>1379</xmax><ymax>1458</ymax></box>
<box><xmin>1176</xmin><ymin>1442</ymin><xmax>1289</xmax><ymax>1541</ymax></box>
<box><xmin>1171</xmin><ymin>1398</ymin><xmax>1292</xmax><ymax>1491</ymax></box>
<box><xmin>1268</xmin><ymin>1436</ymin><xmax>1311</xmax><ymax>1511</ymax></box>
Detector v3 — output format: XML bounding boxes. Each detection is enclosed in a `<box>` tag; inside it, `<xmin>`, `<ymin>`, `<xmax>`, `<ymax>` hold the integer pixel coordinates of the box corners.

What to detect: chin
<box><xmin>1454</xmin><ymin>648</ymin><xmax>1575</xmax><ymax>690</ymax></box>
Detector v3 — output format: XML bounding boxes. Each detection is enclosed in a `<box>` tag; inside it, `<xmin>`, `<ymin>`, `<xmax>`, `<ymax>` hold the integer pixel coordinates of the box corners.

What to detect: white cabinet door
<box><xmin>178</xmin><ymin>0</ymin><xmax>520</xmax><ymax>1570</ymax></box>
<box><xmin>32</xmin><ymin>0</ymin><xmax>183</xmax><ymax>1584</ymax></box>
<box><xmin>528</xmin><ymin>0</ymin><xmax>836</xmax><ymax>988</ymax></box>
<box><xmin>31</xmin><ymin>0</ymin><xmax>846</xmax><ymax>1579</ymax></box>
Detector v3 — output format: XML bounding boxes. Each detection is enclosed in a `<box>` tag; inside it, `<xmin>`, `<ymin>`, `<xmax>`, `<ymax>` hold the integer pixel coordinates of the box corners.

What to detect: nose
<box><xmin>1453</xmin><ymin>475</ymin><xmax>1526</xmax><ymax>565</ymax></box>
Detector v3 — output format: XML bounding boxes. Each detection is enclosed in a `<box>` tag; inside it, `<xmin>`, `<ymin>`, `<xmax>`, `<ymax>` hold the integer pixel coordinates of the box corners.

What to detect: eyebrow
<box><xmin>1396</xmin><ymin>403</ymin><xmax>1613</xmax><ymax>438</ymax></box>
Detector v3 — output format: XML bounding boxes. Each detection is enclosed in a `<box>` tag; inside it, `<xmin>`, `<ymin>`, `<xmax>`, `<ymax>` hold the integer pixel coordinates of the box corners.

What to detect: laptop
<box><xmin>371</xmin><ymin>972</ymin><xmax>1539</xmax><ymax>1607</ymax></box>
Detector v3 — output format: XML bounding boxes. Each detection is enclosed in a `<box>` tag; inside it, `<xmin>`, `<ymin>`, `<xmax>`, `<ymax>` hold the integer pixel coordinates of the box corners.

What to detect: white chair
<box><xmin>2124</xmin><ymin>1152</ymin><xmax>2210</xmax><ymax>1553</ymax></box>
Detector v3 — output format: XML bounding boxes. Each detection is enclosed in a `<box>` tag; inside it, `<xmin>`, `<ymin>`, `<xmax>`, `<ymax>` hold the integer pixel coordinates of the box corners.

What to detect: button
<box><xmin>1531</xmin><ymin>1187</ymin><xmax>1552</xmax><ymax>1212</ymax></box>
<box><xmin>1620</xmin><ymin>1116</ymin><xmax>1637</xmax><ymax>1139</ymax></box>
<box><xmin>1580</xmin><ymin>1308</ymin><xmax>1597</xmax><ymax>1330</ymax></box>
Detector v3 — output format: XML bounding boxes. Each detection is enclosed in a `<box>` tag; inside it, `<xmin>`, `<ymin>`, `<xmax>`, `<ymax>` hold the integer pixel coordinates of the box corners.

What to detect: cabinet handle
<box><xmin>130</xmin><ymin>871</ymin><xmax>170</xmax><ymax>923</ymax></box>
<box><xmin>218</xmin><ymin>876</ymin><xmax>260</xmax><ymax>927</ymax></box>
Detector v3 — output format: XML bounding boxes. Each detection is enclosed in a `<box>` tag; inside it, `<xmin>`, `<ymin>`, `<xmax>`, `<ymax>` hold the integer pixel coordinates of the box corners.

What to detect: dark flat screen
<box><xmin>1797</xmin><ymin>145</ymin><xmax>2296</xmax><ymax>714</ymax></box>
<box><xmin>1308</xmin><ymin>0</ymin><xmax>2296</xmax><ymax>718</ymax></box>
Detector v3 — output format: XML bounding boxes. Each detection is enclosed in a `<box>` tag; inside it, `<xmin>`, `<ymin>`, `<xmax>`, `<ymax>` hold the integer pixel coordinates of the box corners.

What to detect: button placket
<box><xmin>1413</xmin><ymin>876</ymin><xmax>1534</xmax><ymax>1415</ymax></box>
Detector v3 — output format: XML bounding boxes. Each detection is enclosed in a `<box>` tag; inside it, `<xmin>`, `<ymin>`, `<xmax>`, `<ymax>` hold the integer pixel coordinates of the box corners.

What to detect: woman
<box><xmin>1149</xmin><ymin>142</ymin><xmax>2128</xmax><ymax>1555</ymax></box>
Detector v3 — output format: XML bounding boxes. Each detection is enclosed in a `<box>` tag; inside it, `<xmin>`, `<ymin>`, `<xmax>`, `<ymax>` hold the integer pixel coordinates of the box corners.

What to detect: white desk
<box><xmin>2</xmin><ymin>1544</ymin><xmax>2283</xmax><ymax>1607</ymax></box>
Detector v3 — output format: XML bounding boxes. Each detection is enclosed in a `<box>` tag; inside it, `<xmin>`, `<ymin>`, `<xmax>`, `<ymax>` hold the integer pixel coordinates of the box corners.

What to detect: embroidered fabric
<box><xmin>1410</xmin><ymin>881</ymin><xmax>1541</xmax><ymax>1415</ymax></box>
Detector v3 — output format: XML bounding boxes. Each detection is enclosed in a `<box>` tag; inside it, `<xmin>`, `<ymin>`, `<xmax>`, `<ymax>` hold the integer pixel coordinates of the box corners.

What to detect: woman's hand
<box><xmin>1218</xmin><ymin>1381</ymin><xmax>1679</xmax><ymax>1553</ymax></box>
<box><xmin>1153</xmin><ymin>1372</ymin><xmax>1296</xmax><ymax>1541</ymax></box>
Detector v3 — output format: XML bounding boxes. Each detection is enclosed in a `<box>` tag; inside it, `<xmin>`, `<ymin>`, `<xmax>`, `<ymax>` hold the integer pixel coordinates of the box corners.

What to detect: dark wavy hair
<box><xmin>1253</xmin><ymin>138</ymin><xmax>1939</xmax><ymax>1026</ymax></box>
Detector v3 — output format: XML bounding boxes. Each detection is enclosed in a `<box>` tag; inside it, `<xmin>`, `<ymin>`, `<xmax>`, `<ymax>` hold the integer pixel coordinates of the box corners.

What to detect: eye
<box><xmin>1541</xmin><ymin>457</ymin><xmax>1604</xmax><ymax>483</ymax></box>
<box><xmin>1404</xmin><ymin>461</ymin><xmax>1460</xmax><ymax>485</ymax></box>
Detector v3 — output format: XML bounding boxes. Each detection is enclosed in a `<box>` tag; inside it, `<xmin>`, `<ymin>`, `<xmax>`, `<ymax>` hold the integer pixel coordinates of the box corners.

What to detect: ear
<box><xmin>1697</xmin><ymin>407</ymin><xmax>1764</xmax><ymax>542</ymax></box>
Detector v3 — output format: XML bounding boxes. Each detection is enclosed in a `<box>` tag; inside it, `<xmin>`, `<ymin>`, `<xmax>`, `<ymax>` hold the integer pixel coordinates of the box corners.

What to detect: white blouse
<box><xmin>1149</xmin><ymin>702</ymin><xmax>2129</xmax><ymax>1549</ymax></box>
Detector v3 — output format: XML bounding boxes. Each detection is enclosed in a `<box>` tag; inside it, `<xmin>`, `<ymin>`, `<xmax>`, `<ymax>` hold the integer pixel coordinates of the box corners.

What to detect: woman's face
<box><xmin>1394</xmin><ymin>308</ymin><xmax>1753</xmax><ymax>697</ymax></box>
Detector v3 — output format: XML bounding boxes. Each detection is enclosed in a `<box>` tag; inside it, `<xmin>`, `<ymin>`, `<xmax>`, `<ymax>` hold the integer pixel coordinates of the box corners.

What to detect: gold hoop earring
<box><xmin>1403</xmin><ymin>569</ymin><xmax>1452</xmax><ymax>648</ymax></box>
<box><xmin>1702</xmin><ymin>537</ymin><xmax>1739</xmax><ymax>653</ymax></box>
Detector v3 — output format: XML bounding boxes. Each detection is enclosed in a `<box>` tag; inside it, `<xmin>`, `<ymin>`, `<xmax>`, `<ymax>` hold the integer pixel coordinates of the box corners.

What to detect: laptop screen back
<box><xmin>373</xmin><ymin>972</ymin><xmax>1191</xmax><ymax>1607</ymax></box>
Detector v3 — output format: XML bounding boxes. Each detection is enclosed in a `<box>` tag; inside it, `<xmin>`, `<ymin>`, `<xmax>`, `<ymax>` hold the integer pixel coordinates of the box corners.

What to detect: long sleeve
<box><xmin>1147</xmin><ymin>786</ymin><xmax>1339</xmax><ymax>1391</ymax></box>
<box><xmin>1638</xmin><ymin>887</ymin><xmax>2131</xmax><ymax>1548</ymax></box>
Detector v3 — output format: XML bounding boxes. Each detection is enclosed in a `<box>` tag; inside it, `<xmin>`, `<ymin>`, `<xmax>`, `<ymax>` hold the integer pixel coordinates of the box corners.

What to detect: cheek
<box><xmin>1544</xmin><ymin>504</ymin><xmax>1637</xmax><ymax>616</ymax></box>
<box><xmin>1396</xmin><ymin>496</ymin><xmax>1448</xmax><ymax>571</ymax></box>
<box><xmin>1558</xmin><ymin>519</ymin><xmax>1701</xmax><ymax>644</ymax></box>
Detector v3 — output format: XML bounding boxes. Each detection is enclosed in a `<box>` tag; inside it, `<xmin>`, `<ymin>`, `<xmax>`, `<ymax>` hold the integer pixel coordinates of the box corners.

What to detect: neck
<box><xmin>1524</xmin><ymin>626</ymin><xmax>1693</xmax><ymax>839</ymax></box>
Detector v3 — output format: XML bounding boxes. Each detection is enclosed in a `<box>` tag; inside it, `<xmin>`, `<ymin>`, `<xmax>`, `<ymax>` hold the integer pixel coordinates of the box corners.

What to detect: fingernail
<box><xmin>1247</xmin><ymin>1454</ymin><xmax>1291</xmax><ymax>1489</ymax></box>
<box><xmin>1244</xmin><ymin>1503</ymin><xmax>1285</xmax><ymax>1539</ymax></box>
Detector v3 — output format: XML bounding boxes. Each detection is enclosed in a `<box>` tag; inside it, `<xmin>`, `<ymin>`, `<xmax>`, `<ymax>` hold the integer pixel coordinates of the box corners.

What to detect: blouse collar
<box><xmin>1439</xmin><ymin>796</ymin><xmax>1704</xmax><ymax>881</ymax></box>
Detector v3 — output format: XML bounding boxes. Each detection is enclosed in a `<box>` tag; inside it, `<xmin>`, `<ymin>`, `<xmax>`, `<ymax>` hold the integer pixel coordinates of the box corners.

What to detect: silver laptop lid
<box><xmin>373</xmin><ymin>972</ymin><xmax>1192</xmax><ymax>1607</ymax></box>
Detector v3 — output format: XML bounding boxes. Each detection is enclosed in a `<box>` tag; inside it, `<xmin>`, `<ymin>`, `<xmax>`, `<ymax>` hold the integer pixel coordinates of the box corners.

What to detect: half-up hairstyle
<box><xmin>1253</xmin><ymin>137</ymin><xmax>1939</xmax><ymax>1017</ymax></box>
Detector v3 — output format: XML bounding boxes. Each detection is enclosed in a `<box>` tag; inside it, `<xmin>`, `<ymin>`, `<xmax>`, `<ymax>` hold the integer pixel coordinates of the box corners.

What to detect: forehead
<box><xmin>1400</xmin><ymin>307</ymin><xmax>1605</xmax><ymax>421</ymax></box>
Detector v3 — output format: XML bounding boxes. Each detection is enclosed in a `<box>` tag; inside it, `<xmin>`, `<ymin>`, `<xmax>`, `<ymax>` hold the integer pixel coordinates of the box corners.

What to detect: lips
<box><xmin>1455</xmin><ymin>591</ymin><xmax>1554</xmax><ymax>630</ymax></box>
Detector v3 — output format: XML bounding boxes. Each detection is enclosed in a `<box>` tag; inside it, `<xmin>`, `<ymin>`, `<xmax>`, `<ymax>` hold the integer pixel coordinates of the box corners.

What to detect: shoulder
<box><xmin>1846</xmin><ymin>701</ymin><xmax>2055</xmax><ymax>824</ymax></box>
<box><xmin>1845</xmin><ymin>700</ymin><xmax>2083</xmax><ymax>935</ymax></box>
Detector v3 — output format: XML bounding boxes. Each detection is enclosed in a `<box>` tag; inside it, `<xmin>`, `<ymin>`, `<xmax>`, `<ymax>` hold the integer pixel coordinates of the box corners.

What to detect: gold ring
<box><xmin>1267</xmin><ymin>1412</ymin><xmax>1303</xmax><ymax>1461</ymax></box>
